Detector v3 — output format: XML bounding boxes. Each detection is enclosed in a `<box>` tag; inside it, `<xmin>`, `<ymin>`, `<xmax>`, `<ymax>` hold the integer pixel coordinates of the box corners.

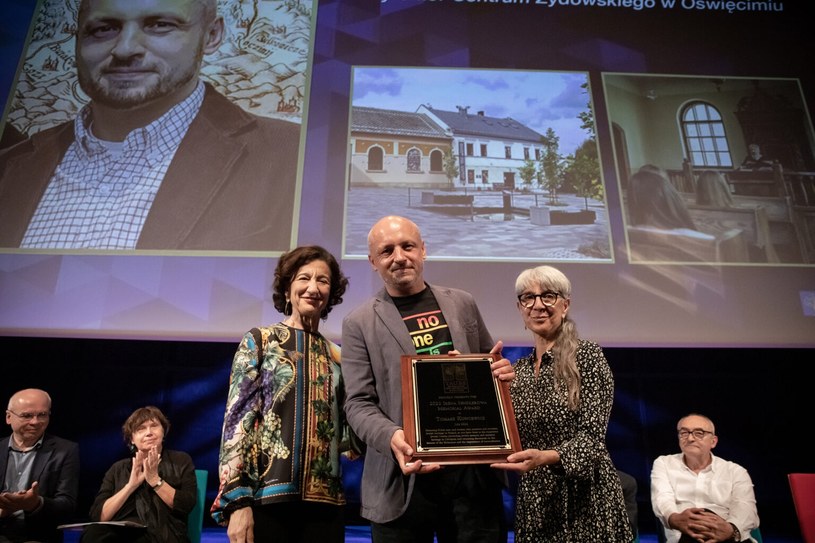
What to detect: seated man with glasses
<box><xmin>1</xmin><ymin>388</ymin><xmax>80</xmax><ymax>543</ymax></box>
<box><xmin>651</xmin><ymin>413</ymin><xmax>759</xmax><ymax>543</ymax></box>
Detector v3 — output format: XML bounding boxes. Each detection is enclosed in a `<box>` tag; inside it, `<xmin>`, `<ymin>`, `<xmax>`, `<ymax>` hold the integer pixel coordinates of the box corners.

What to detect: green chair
<box><xmin>187</xmin><ymin>469</ymin><xmax>208</xmax><ymax>543</ymax></box>
<box><xmin>750</xmin><ymin>527</ymin><xmax>763</xmax><ymax>543</ymax></box>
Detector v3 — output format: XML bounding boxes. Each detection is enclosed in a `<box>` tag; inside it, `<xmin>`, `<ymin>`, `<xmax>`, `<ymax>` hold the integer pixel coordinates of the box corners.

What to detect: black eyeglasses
<box><xmin>677</xmin><ymin>428</ymin><xmax>713</xmax><ymax>440</ymax></box>
<box><xmin>7</xmin><ymin>410</ymin><xmax>51</xmax><ymax>421</ymax></box>
<box><xmin>517</xmin><ymin>291</ymin><xmax>560</xmax><ymax>308</ymax></box>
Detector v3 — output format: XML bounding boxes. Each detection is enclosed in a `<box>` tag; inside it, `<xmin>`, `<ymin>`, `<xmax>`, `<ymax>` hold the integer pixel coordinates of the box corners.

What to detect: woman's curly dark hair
<box><xmin>272</xmin><ymin>245</ymin><xmax>349</xmax><ymax>319</ymax></box>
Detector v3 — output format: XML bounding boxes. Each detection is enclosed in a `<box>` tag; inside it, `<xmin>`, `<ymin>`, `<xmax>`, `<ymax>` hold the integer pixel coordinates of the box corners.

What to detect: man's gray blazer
<box><xmin>341</xmin><ymin>283</ymin><xmax>495</xmax><ymax>524</ymax></box>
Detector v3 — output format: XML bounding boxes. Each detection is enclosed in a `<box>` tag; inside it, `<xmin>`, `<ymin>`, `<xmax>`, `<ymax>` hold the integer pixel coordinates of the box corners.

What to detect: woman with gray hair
<box><xmin>491</xmin><ymin>265</ymin><xmax>632</xmax><ymax>542</ymax></box>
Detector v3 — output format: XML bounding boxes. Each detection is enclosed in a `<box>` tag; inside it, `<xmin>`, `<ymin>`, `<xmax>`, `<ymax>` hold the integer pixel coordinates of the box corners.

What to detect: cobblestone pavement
<box><xmin>343</xmin><ymin>187</ymin><xmax>613</xmax><ymax>261</ymax></box>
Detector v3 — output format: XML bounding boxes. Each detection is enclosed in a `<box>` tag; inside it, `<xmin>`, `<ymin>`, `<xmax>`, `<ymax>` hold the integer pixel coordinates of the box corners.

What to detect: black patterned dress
<box><xmin>509</xmin><ymin>340</ymin><xmax>633</xmax><ymax>542</ymax></box>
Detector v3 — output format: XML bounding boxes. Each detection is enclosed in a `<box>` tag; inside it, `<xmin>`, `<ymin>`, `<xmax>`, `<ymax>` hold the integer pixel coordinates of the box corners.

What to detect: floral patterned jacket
<box><xmin>211</xmin><ymin>323</ymin><xmax>356</xmax><ymax>524</ymax></box>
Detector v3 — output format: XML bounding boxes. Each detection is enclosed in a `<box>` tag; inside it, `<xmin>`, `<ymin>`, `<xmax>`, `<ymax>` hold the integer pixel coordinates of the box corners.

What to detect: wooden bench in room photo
<box><xmin>626</xmin><ymin>225</ymin><xmax>748</xmax><ymax>264</ymax></box>
<box><xmin>687</xmin><ymin>204</ymin><xmax>779</xmax><ymax>263</ymax></box>
<box><xmin>676</xmin><ymin>191</ymin><xmax>802</xmax><ymax>262</ymax></box>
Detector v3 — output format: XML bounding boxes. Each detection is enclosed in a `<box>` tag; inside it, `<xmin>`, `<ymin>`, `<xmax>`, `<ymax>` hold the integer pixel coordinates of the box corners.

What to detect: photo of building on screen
<box><xmin>603</xmin><ymin>73</ymin><xmax>815</xmax><ymax>266</ymax></box>
<box><xmin>343</xmin><ymin>66</ymin><xmax>612</xmax><ymax>262</ymax></box>
<box><xmin>0</xmin><ymin>0</ymin><xmax>311</xmax><ymax>253</ymax></box>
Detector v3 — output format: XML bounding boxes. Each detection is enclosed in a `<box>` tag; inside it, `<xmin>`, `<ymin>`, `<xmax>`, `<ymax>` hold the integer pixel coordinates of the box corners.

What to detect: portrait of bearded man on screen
<box><xmin>0</xmin><ymin>0</ymin><xmax>302</xmax><ymax>252</ymax></box>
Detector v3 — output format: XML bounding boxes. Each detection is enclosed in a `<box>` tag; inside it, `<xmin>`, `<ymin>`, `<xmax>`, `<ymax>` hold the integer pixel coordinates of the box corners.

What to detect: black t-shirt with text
<box><xmin>392</xmin><ymin>287</ymin><xmax>453</xmax><ymax>355</ymax></box>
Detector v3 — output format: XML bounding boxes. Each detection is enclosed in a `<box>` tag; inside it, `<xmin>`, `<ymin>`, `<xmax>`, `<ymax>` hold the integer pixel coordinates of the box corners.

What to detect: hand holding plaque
<box><xmin>401</xmin><ymin>353</ymin><xmax>521</xmax><ymax>465</ymax></box>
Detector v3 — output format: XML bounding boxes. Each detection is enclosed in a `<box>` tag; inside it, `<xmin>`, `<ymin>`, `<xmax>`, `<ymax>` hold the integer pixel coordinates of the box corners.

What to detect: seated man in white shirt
<box><xmin>651</xmin><ymin>413</ymin><xmax>759</xmax><ymax>543</ymax></box>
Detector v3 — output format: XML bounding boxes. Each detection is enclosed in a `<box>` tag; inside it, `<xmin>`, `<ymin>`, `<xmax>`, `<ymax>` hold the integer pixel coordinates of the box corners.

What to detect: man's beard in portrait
<box><xmin>77</xmin><ymin>45</ymin><xmax>205</xmax><ymax>109</ymax></box>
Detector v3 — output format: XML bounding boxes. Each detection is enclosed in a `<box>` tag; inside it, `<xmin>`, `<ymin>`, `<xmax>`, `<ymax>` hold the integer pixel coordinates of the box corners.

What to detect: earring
<box><xmin>285</xmin><ymin>300</ymin><xmax>292</xmax><ymax>316</ymax></box>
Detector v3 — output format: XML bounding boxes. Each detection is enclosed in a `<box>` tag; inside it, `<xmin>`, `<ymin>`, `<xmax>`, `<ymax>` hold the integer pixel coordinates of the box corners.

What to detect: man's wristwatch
<box><xmin>151</xmin><ymin>478</ymin><xmax>164</xmax><ymax>490</ymax></box>
<box><xmin>729</xmin><ymin>522</ymin><xmax>741</xmax><ymax>542</ymax></box>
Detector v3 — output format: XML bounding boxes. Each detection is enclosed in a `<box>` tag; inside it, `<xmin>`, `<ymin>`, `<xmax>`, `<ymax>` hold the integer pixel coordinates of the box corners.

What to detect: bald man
<box><xmin>1</xmin><ymin>389</ymin><xmax>79</xmax><ymax>542</ymax></box>
<box><xmin>341</xmin><ymin>215</ymin><xmax>514</xmax><ymax>543</ymax></box>
<box><xmin>651</xmin><ymin>413</ymin><xmax>759</xmax><ymax>543</ymax></box>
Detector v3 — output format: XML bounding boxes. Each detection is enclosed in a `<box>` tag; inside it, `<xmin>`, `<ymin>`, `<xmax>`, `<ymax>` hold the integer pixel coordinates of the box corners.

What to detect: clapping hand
<box><xmin>128</xmin><ymin>451</ymin><xmax>146</xmax><ymax>489</ymax></box>
<box><xmin>142</xmin><ymin>445</ymin><xmax>161</xmax><ymax>485</ymax></box>
<box><xmin>0</xmin><ymin>481</ymin><xmax>42</xmax><ymax>513</ymax></box>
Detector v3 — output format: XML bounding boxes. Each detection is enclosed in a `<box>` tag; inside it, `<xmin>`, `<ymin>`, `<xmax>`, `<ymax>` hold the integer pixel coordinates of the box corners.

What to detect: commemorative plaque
<box><xmin>401</xmin><ymin>353</ymin><xmax>521</xmax><ymax>464</ymax></box>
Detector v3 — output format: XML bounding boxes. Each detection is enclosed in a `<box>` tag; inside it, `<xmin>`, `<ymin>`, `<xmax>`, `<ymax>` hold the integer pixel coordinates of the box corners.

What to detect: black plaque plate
<box><xmin>401</xmin><ymin>353</ymin><xmax>521</xmax><ymax>464</ymax></box>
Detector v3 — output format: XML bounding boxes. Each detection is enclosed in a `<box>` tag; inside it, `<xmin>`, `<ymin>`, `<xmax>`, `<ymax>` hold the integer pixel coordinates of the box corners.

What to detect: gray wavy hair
<box><xmin>515</xmin><ymin>265</ymin><xmax>581</xmax><ymax>410</ymax></box>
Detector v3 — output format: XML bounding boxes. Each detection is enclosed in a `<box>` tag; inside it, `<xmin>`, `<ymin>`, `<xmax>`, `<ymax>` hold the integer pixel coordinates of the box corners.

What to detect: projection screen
<box><xmin>0</xmin><ymin>0</ymin><xmax>813</xmax><ymax>348</ymax></box>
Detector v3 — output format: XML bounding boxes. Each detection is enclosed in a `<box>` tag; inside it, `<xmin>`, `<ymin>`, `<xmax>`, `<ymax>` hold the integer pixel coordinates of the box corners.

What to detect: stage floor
<box><xmin>64</xmin><ymin>525</ymin><xmax>798</xmax><ymax>543</ymax></box>
<box><xmin>199</xmin><ymin>526</ymin><xmax>660</xmax><ymax>543</ymax></box>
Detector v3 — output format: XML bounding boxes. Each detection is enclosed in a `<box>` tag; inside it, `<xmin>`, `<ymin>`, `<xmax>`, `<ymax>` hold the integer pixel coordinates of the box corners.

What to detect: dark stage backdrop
<box><xmin>1</xmin><ymin>336</ymin><xmax>811</xmax><ymax>539</ymax></box>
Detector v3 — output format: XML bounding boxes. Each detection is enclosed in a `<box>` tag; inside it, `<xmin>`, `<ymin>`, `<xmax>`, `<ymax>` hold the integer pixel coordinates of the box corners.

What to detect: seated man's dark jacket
<box><xmin>0</xmin><ymin>433</ymin><xmax>80</xmax><ymax>542</ymax></box>
<box><xmin>0</xmin><ymin>83</ymin><xmax>299</xmax><ymax>252</ymax></box>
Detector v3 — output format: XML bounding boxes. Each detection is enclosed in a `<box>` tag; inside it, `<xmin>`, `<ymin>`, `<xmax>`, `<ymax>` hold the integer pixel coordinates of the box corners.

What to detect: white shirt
<box><xmin>651</xmin><ymin>452</ymin><xmax>760</xmax><ymax>543</ymax></box>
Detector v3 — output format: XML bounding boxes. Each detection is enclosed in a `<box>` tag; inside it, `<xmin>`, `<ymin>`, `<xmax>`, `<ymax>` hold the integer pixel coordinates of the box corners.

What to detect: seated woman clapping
<box><xmin>80</xmin><ymin>406</ymin><xmax>197</xmax><ymax>543</ymax></box>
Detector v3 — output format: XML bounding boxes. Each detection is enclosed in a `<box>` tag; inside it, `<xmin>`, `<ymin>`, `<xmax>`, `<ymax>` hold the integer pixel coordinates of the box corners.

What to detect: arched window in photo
<box><xmin>367</xmin><ymin>146</ymin><xmax>384</xmax><ymax>171</ymax></box>
<box><xmin>429</xmin><ymin>149</ymin><xmax>443</xmax><ymax>172</ymax></box>
<box><xmin>407</xmin><ymin>148</ymin><xmax>421</xmax><ymax>172</ymax></box>
<box><xmin>681</xmin><ymin>101</ymin><xmax>733</xmax><ymax>168</ymax></box>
